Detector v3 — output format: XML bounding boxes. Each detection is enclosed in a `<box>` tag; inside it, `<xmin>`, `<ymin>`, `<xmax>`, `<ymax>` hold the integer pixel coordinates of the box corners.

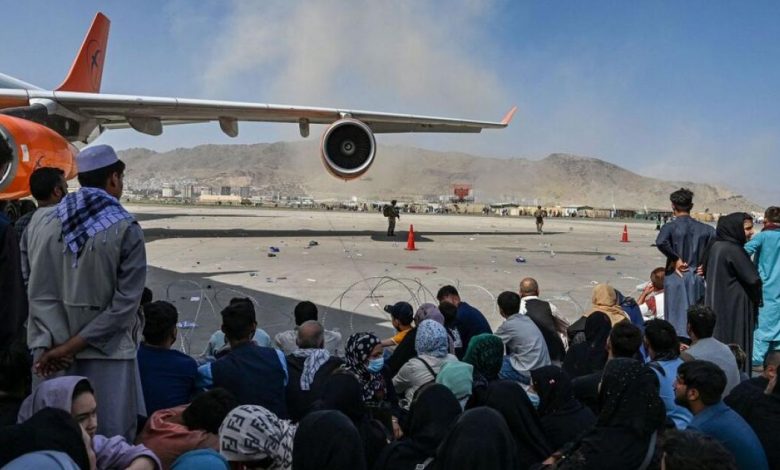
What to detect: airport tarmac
<box><xmin>132</xmin><ymin>204</ymin><xmax>672</xmax><ymax>357</ymax></box>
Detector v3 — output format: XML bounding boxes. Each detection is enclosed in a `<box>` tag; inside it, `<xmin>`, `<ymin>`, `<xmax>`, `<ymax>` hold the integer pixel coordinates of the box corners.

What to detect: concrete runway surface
<box><xmin>132</xmin><ymin>204</ymin><xmax>672</xmax><ymax>357</ymax></box>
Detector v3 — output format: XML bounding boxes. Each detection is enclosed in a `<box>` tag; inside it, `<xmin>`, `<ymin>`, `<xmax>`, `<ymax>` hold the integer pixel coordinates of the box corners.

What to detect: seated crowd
<box><xmin>2</xmin><ymin>278</ymin><xmax>777</xmax><ymax>470</ymax></box>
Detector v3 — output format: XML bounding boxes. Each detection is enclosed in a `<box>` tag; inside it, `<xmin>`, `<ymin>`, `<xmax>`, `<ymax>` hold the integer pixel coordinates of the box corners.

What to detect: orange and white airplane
<box><xmin>0</xmin><ymin>12</ymin><xmax>515</xmax><ymax>216</ymax></box>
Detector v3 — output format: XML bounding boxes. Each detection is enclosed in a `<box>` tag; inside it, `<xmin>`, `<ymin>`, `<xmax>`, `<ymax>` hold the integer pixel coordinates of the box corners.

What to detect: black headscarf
<box><xmin>292</xmin><ymin>410</ymin><xmax>366</xmax><ymax>470</ymax></box>
<box><xmin>314</xmin><ymin>372</ymin><xmax>365</xmax><ymax>423</ymax></box>
<box><xmin>531</xmin><ymin>366</ymin><xmax>596</xmax><ymax>451</ymax></box>
<box><xmin>0</xmin><ymin>407</ymin><xmax>91</xmax><ymax>470</ymax></box>
<box><xmin>484</xmin><ymin>381</ymin><xmax>553</xmax><ymax>470</ymax></box>
<box><xmin>701</xmin><ymin>212</ymin><xmax>750</xmax><ymax>275</ymax></box>
<box><xmin>563</xmin><ymin>312</ymin><xmax>611</xmax><ymax>378</ymax></box>
<box><xmin>432</xmin><ymin>407</ymin><xmax>519</xmax><ymax>470</ymax></box>
<box><xmin>313</xmin><ymin>373</ymin><xmax>388</xmax><ymax>469</ymax></box>
<box><xmin>597</xmin><ymin>358</ymin><xmax>665</xmax><ymax>435</ymax></box>
<box><xmin>556</xmin><ymin>359</ymin><xmax>665</xmax><ymax>469</ymax></box>
<box><xmin>374</xmin><ymin>384</ymin><xmax>461</xmax><ymax>470</ymax></box>
<box><xmin>532</xmin><ymin>366</ymin><xmax>580</xmax><ymax>417</ymax></box>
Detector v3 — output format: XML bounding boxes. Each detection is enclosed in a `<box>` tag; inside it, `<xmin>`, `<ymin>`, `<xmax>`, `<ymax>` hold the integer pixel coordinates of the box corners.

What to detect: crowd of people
<box><xmin>0</xmin><ymin>146</ymin><xmax>778</xmax><ymax>470</ymax></box>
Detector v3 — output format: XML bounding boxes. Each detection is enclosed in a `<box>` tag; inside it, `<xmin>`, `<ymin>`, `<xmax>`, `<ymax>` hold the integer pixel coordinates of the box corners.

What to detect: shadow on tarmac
<box><xmin>146</xmin><ymin>266</ymin><xmax>394</xmax><ymax>356</ymax></box>
<box><xmin>143</xmin><ymin>227</ymin><xmax>561</xmax><ymax>242</ymax></box>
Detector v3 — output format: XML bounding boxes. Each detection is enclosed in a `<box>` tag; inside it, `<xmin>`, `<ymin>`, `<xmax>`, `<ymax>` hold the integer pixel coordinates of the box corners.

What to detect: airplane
<box><xmin>0</xmin><ymin>12</ymin><xmax>516</xmax><ymax>219</ymax></box>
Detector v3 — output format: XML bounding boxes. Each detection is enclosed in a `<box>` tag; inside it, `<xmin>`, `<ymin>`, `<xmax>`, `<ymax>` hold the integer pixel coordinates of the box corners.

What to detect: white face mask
<box><xmin>458</xmin><ymin>397</ymin><xmax>470</xmax><ymax>410</ymax></box>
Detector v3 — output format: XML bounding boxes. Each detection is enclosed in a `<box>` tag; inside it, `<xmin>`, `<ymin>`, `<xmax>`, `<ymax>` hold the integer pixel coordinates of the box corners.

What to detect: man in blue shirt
<box><xmin>137</xmin><ymin>301</ymin><xmax>198</xmax><ymax>417</ymax></box>
<box><xmin>644</xmin><ymin>319</ymin><xmax>692</xmax><ymax>429</ymax></box>
<box><xmin>437</xmin><ymin>285</ymin><xmax>492</xmax><ymax>352</ymax></box>
<box><xmin>197</xmin><ymin>299</ymin><xmax>288</xmax><ymax>418</ymax></box>
<box><xmin>674</xmin><ymin>360</ymin><xmax>768</xmax><ymax>470</ymax></box>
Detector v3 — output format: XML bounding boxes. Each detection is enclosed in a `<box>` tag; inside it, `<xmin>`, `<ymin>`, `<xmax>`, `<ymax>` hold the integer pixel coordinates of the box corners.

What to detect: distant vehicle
<box><xmin>0</xmin><ymin>12</ymin><xmax>515</xmax><ymax>219</ymax></box>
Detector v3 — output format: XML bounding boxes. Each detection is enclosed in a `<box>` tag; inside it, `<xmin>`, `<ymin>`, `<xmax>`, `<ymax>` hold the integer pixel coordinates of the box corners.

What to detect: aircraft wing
<box><xmin>10</xmin><ymin>89</ymin><xmax>515</xmax><ymax>136</ymax></box>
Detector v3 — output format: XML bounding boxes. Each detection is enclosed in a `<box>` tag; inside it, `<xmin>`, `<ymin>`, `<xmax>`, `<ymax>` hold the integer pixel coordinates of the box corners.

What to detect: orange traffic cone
<box><xmin>620</xmin><ymin>225</ymin><xmax>629</xmax><ymax>243</ymax></box>
<box><xmin>405</xmin><ymin>225</ymin><xmax>418</xmax><ymax>251</ymax></box>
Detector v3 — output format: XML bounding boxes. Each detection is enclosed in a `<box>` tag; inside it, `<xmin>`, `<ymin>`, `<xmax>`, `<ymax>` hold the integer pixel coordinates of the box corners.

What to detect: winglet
<box><xmin>501</xmin><ymin>106</ymin><xmax>518</xmax><ymax>126</ymax></box>
<box><xmin>56</xmin><ymin>12</ymin><xmax>110</xmax><ymax>93</ymax></box>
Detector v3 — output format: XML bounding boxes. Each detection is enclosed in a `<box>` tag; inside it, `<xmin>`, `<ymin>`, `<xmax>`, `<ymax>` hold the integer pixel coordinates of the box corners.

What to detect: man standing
<box><xmin>744</xmin><ymin>207</ymin><xmax>780</xmax><ymax>367</ymax></box>
<box><xmin>14</xmin><ymin>167</ymin><xmax>68</xmax><ymax>241</ymax></box>
<box><xmin>518</xmin><ymin>278</ymin><xmax>566</xmax><ymax>364</ymax></box>
<box><xmin>533</xmin><ymin>205</ymin><xmax>546</xmax><ymax>234</ymax></box>
<box><xmin>23</xmin><ymin>145</ymin><xmax>147</xmax><ymax>441</ymax></box>
<box><xmin>655</xmin><ymin>188</ymin><xmax>715</xmax><ymax>337</ymax></box>
<box><xmin>437</xmin><ymin>285</ymin><xmax>492</xmax><ymax>352</ymax></box>
<box><xmin>384</xmin><ymin>199</ymin><xmax>400</xmax><ymax>236</ymax></box>
<box><xmin>675</xmin><ymin>361</ymin><xmax>769</xmax><ymax>470</ymax></box>
<box><xmin>0</xmin><ymin>138</ymin><xmax>26</xmax><ymax>348</ymax></box>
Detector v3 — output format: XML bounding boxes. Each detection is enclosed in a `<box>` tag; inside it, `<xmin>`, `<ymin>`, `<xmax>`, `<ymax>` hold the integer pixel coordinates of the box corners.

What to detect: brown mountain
<box><xmin>119</xmin><ymin>142</ymin><xmax>760</xmax><ymax>212</ymax></box>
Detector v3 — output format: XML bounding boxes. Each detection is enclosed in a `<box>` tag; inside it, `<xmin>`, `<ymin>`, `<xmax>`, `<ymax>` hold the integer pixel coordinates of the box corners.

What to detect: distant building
<box><xmin>239</xmin><ymin>186</ymin><xmax>251</xmax><ymax>198</ymax></box>
<box><xmin>161</xmin><ymin>186</ymin><xmax>175</xmax><ymax>198</ymax></box>
<box><xmin>220</xmin><ymin>186</ymin><xmax>231</xmax><ymax>196</ymax></box>
<box><xmin>182</xmin><ymin>185</ymin><xmax>194</xmax><ymax>199</ymax></box>
<box><xmin>198</xmin><ymin>194</ymin><xmax>242</xmax><ymax>205</ymax></box>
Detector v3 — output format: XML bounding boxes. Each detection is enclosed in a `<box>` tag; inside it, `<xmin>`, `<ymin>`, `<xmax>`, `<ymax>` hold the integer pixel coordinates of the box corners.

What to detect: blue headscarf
<box><xmin>415</xmin><ymin>320</ymin><xmax>449</xmax><ymax>358</ymax></box>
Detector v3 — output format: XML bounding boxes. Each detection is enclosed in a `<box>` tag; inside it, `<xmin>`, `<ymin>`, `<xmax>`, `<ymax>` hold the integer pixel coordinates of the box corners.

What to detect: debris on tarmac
<box><xmin>605</xmin><ymin>255</ymin><xmax>616</xmax><ymax>261</ymax></box>
<box><xmin>268</xmin><ymin>253</ymin><xmax>277</xmax><ymax>258</ymax></box>
<box><xmin>308</xmin><ymin>240</ymin><xmax>319</xmax><ymax>247</ymax></box>
<box><xmin>515</xmin><ymin>256</ymin><xmax>527</xmax><ymax>263</ymax></box>
<box><xmin>269</xmin><ymin>246</ymin><xmax>281</xmax><ymax>253</ymax></box>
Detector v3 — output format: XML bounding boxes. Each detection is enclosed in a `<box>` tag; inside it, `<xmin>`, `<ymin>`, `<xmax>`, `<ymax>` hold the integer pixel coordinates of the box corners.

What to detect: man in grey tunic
<box><xmin>655</xmin><ymin>188</ymin><xmax>714</xmax><ymax>337</ymax></box>
<box><xmin>21</xmin><ymin>145</ymin><xmax>147</xmax><ymax>441</ymax></box>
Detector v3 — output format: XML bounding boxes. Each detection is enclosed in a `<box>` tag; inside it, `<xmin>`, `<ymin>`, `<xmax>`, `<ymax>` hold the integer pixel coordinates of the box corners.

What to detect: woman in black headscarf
<box><xmin>432</xmin><ymin>407</ymin><xmax>518</xmax><ymax>470</ymax></box>
<box><xmin>292</xmin><ymin>410</ymin><xmax>365</xmax><ymax>470</ymax></box>
<box><xmin>0</xmin><ymin>407</ymin><xmax>92</xmax><ymax>470</ymax></box>
<box><xmin>484</xmin><ymin>380</ymin><xmax>553</xmax><ymax>470</ymax></box>
<box><xmin>547</xmin><ymin>358</ymin><xmax>665</xmax><ymax>470</ymax></box>
<box><xmin>374</xmin><ymin>384</ymin><xmax>462</xmax><ymax>470</ymax></box>
<box><xmin>562</xmin><ymin>312</ymin><xmax>612</xmax><ymax>379</ymax></box>
<box><xmin>703</xmin><ymin>212</ymin><xmax>762</xmax><ymax>373</ymax></box>
<box><xmin>313</xmin><ymin>373</ymin><xmax>388</xmax><ymax>469</ymax></box>
<box><xmin>530</xmin><ymin>366</ymin><xmax>596</xmax><ymax>450</ymax></box>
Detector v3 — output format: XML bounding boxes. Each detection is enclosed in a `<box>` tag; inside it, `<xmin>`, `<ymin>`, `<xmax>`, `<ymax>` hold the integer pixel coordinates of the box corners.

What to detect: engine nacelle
<box><xmin>0</xmin><ymin>114</ymin><xmax>78</xmax><ymax>200</ymax></box>
<box><xmin>320</xmin><ymin>118</ymin><xmax>376</xmax><ymax>180</ymax></box>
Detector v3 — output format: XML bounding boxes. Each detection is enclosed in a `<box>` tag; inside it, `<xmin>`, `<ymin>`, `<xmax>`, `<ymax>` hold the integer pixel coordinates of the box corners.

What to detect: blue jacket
<box><xmin>456</xmin><ymin>302</ymin><xmax>492</xmax><ymax>351</ymax></box>
<box><xmin>689</xmin><ymin>401</ymin><xmax>768</xmax><ymax>470</ymax></box>
<box><xmin>199</xmin><ymin>342</ymin><xmax>288</xmax><ymax>418</ymax></box>
<box><xmin>647</xmin><ymin>358</ymin><xmax>692</xmax><ymax>429</ymax></box>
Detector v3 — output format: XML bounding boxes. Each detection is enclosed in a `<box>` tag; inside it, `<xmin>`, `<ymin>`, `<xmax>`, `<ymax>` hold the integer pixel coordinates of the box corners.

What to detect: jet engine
<box><xmin>0</xmin><ymin>114</ymin><xmax>78</xmax><ymax>200</ymax></box>
<box><xmin>320</xmin><ymin>118</ymin><xmax>376</xmax><ymax>180</ymax></box>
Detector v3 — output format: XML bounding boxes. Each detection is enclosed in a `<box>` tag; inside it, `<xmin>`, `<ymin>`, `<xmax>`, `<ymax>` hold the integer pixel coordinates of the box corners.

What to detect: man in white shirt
<box><xmin>638</xmin><ymin>267</ymin><xmax>666</xmax><ymax>321</ymax></box>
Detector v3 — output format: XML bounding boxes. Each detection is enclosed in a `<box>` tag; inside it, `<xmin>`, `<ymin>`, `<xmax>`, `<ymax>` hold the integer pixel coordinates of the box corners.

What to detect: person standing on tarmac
<box><xmin>384</xmin><ymin>200</ymin><xmax>400</xmax><ymax>237</ymax></box>
<box><xmin>534</xmin><ymin>205</ymin><xmax>547</xmax><ymax>234</ymax></box>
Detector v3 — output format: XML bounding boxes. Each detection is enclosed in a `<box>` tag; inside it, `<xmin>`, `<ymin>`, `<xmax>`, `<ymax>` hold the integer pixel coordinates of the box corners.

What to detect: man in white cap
<box><xmin>22</xmin><ymin>144</ymin><xmax>147</xmax><ymax>441</ymax></box>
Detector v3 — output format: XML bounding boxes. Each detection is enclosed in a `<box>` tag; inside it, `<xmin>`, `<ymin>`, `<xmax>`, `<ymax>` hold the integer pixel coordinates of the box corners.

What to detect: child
<box><xmin>381</xmin><ymin>302</ymin><xmax>414</xmax><ymax>349</ymax></box>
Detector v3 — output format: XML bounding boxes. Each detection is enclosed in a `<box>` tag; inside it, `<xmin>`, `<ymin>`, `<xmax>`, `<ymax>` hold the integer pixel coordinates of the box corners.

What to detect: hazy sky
<box><xmin>1</xmin><ymin>1</ymin><xmax>778</xmax><ymax>204</ymax></box>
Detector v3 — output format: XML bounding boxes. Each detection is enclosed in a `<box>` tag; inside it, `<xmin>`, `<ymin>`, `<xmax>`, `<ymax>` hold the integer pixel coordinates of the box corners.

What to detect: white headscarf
<box><xmin>219</xmin><ymin>405</ymin><xmax>297</xmax><ymax>470</ymax></box>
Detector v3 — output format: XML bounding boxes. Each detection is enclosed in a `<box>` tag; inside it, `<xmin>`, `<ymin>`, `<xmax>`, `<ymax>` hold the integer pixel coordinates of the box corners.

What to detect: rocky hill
<box><xmin>119</xmin><ymin>142</ymin><xmax>761</xmax><ymax>212</ymax></box>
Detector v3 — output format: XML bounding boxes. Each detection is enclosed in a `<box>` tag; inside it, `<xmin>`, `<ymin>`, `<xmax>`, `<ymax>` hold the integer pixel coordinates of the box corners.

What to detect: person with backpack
<box><xmin>392</xmin><ymin>320</ymin><xmax>458</xmax><ymax>410</ymax></box>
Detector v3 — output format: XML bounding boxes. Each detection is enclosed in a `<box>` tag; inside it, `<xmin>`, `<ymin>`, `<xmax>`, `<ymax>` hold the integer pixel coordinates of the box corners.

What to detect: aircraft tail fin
<box><xmin>56</xmin><ymin>12</ymin><xmax>110</xmax><ymax>93</ymax></box>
